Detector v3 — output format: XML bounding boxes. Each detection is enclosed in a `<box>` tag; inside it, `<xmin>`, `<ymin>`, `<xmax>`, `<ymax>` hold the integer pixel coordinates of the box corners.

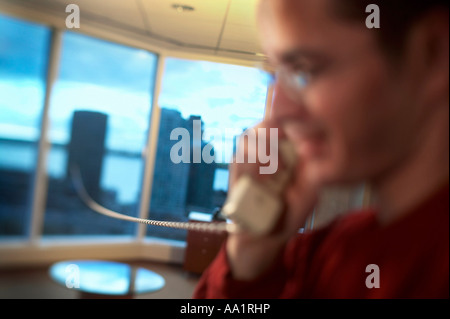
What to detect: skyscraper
<box><xmin>66</xmin><ymin>110</ymin><xmax>107</xmax><ymax>201</ymax></box>
<box><xmin>185</xmin><ymin>116</ymin><xmax>216</xmax><ymax>212</ymax></box>
<box><xmin>149</xmin><ymin>109</ymin><xmax>217</xmax><ymax>219</ymax></box>
<box><xmin>149</xmin><ymin>108</ymin><xmax>191</xmax><ymax>219</ymax></box>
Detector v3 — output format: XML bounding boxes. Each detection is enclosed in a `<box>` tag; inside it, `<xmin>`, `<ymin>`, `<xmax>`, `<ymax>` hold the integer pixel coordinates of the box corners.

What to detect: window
<box><xmin>147</xmin><ymin>58</ymin><xmax>269</xmax><ymax>241</ymax></box>
<box><xmin>42</xmin><ymin>32</ymin><xmax>157</xmax><ymax>236</ymax></box>
<box><xmin>0</xmin><ymin>14</ymin><xmax>51</xmax><ymax>238</ymax></box>
<box><xmin>0</xmin><ymin>14</ymin><xmax>268</xmax><ymax>243</ymax></box>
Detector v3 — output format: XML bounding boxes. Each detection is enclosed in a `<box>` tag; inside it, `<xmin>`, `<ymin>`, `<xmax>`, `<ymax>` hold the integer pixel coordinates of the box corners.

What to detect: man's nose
<box><xmin>269</xmin><ymin>80</ymin><xmax>309</xmax><ymax>122</ymax></box>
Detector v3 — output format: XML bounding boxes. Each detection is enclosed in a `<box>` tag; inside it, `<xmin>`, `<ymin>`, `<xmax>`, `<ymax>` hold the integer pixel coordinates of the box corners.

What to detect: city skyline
<box><xmin>0</xmin><ymin>108</ymin><xmax>230</xmax><ymax>240</ymax></box>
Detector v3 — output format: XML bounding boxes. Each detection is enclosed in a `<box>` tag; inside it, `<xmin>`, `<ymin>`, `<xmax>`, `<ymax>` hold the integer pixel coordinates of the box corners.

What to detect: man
<box><xmin>194</xmin><ymin>0</ymin><xmax>448</xmax><ymax>298</ymax></box>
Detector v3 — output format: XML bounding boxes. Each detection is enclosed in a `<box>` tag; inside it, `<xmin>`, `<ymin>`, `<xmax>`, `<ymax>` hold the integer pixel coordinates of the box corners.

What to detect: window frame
<box><xmin>0</xmin><ymin>9</ymin><xmax>272</xmax><ymax>267</ymax></box>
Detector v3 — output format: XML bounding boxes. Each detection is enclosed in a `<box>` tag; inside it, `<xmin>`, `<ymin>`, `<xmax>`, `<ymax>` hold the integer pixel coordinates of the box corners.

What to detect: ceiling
<box><xmin>0</xmin><ymin>0</ymin><xmax>264</xmax><ymax>62</ymax></box>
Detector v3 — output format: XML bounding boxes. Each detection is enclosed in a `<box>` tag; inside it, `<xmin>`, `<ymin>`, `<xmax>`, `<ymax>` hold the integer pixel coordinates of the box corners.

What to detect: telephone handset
<box><xmin>221</xmin><ymin>140</ymin><xmax>297</xmax><ymax>235</ymax></box>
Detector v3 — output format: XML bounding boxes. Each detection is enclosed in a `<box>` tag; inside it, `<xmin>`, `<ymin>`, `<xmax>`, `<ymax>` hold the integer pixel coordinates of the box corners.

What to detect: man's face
<box><xmin>259</xmin><ymin>0</ymin><xmax>420</xmax><ymax>186</ymax></box>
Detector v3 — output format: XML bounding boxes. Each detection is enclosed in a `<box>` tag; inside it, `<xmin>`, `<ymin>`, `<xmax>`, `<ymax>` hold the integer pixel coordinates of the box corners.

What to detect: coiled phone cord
<box><xmin>70</xmin><ymin>166</ymin><xmax>238</xmax><ymax>234</ymax></box>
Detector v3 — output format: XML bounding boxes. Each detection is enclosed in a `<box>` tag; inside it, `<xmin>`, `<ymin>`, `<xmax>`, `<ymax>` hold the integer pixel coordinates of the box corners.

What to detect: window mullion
<box><xmin>28</xmin><ymin>28</ymin><xmax>62</xmax><ymax>243</ymax></box>
<box><xmin>264</xmin><ymin>83</ymin><xmax>275</xmax><ymax>121</ymax></box>
<box><xmin>136</xmin><ymin>55</ymin><xmax>167</xmax><ymax>241</ymax></box>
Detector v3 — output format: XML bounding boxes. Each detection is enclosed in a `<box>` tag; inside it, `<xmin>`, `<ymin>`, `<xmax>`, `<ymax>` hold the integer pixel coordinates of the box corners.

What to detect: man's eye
<box><xmin>293</xmin><ymin>65</ymin><xmax>324</xmax><ymax>87</ymax></box>
<box><xmin>293</xmin><ymin>71</ymin><xmax>311</xmax><ymax>88</ymax></box>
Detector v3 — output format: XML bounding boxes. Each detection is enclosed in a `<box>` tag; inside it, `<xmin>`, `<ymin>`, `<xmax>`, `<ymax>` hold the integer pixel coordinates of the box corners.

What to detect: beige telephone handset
<box><xmin>221</xmin><ymin>140</ymin><xmax>297</xmax><ymax>235</ymax></box>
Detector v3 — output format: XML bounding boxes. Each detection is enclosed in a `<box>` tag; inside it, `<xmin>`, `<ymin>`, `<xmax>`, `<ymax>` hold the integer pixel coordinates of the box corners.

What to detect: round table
<box><xmin>49</xmin><ymin>260</ymin><xmax>165</xmax><ymax>298</ymax></box>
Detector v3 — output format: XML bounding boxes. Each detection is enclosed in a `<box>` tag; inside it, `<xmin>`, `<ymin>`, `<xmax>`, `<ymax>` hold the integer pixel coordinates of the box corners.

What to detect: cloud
<box><xmin>207</xmin><ymin>97</ymin><xmax>235</xmax><ymax>108</ymax></box>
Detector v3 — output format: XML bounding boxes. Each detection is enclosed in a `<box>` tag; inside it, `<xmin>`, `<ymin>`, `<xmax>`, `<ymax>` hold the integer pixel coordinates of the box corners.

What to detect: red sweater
<box><xmin>193</xmin><ymin>183</ymin><xmax>449</xmax><ymax>299</ymax></box>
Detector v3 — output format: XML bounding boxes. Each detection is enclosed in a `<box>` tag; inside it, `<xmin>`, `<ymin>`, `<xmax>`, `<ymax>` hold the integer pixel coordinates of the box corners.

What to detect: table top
<box><xmin>49</xmin><ymin>260</ymin><xmax>165</xmax><ymax>296</ymax></box>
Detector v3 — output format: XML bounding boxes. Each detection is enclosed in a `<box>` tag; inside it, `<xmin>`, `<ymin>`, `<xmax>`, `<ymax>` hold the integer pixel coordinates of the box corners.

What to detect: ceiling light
<box><xmin>172</xmin><ymin>4</ymin><xmax>195</xmax><ymax>13</ymax></box>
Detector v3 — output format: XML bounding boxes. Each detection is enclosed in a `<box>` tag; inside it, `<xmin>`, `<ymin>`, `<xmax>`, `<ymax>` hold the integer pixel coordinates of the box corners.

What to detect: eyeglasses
<box><xmin>257</xmin><ymin>46</ymin><xmax>374</xmax><ymax>101</ymax></box>
<box><xmin>258</xmin><ymin>63</ymin><xmax>313</xmax><ymax>101</ymax></box>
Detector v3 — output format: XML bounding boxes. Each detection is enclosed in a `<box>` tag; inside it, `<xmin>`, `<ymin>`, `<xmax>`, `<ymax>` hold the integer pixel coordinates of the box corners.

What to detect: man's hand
<box><xmin>225</xmin><ymin>119</ymin><xmax>319</xmax><ymax>280</ymax></box>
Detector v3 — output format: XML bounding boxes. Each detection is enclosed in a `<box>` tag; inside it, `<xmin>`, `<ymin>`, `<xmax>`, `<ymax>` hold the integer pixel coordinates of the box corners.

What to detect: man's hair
<box><xmin>331</xmin><ymin>0</ymin><xmax>449</xmax><ymax>58</ymax></box>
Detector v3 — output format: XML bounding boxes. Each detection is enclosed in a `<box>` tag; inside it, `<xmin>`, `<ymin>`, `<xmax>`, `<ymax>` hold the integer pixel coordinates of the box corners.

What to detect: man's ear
<box><xmin>414</xmin><ymin>9</ymin><xmax>449</xmax><ymax>109</ymax></box>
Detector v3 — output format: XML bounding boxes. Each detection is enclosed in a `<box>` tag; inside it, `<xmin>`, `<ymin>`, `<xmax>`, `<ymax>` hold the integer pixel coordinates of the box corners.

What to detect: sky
<box><xmin>0</xmin><ymin>12</ymin><xmax>269</xmax><ymax>157</ymax></box>
<box><xmin>0</xmin><ymin>12</ymin><xmax>269</xmax><ymax>203</ymax></box>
